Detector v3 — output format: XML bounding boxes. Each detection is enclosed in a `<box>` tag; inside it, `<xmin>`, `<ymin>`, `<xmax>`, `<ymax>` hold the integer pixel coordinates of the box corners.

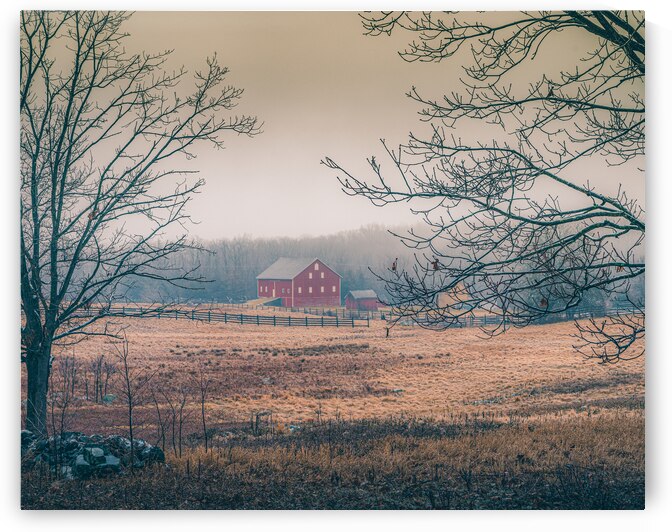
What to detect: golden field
<box><xmin>21</xmin><ymin>312</ymin><xmax>645</xmax><ymax>509</ymax></box>
<box><xmin>33</xmin><ymin>314</ymin><xmax>644</xmax><ymax>430</ymax></box>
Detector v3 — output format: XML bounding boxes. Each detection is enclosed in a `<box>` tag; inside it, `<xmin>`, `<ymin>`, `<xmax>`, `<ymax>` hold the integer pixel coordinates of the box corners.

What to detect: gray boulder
<box><xmin>84</xmin><ymin>446</ymin><xmax>106</xmax><ymax>465</ymax></box>
<box><xmin>21</xmin><ymin>431</ymin><xmax>165</xmax><ymax>480</ymax></box>
<box><xmin>74</xmin><ymin>454</ymin><xmax>92</xmax><ymax>477</ymax></box>
<box><xmin>98</xmin><ymin>454</ymin><xmax>121</xmax><ymax>475</ymax></box>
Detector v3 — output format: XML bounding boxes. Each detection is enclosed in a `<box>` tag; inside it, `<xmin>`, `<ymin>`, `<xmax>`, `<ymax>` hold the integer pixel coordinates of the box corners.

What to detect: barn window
<box><xmin>281</xmin><ymin>288</ymin><xmax>285</xmax><ymax>294</ymax></box>
<box><xmin>314</xmin><ymin>263</ymin><xmax>319</xmax><ymax>270</ymax></box>
<box><xmin>309</xmin><ymin>272</ymin><xmax>313</xmax><ymax>279</ymax></box>
<box><xmin>320</xmin><ymin>272</ymin><xmax>324</xmax><ymax>279</ymax></box>
<box><xmin>298</xmin><ymin>287</ymin><xmax>302</xmax><ymax>294</ymax></box>
<box><xmin>320</xmin><ymin>286</ymin><xmax>324</xmax><ymax>293</ymax></box>
<box><xmin>332</xmin><ymin>286</ymin><xmax>336</xmax><ymax>292</ymax></box>
<box><xmin>309</xmin><ymin>287</ymin><xmax>313</xmax><ymax>294</ymax></box>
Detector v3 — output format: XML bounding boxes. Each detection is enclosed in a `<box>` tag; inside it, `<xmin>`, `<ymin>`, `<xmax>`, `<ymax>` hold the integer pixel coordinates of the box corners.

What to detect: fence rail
<box><xmin>73</xmin><ymin>307</ymin><xmax>369</xmax><ymax>328</ymax></box>
<box><xmin>189</xmin><ymin>301</ymin><xmax>640</xmax><ymax>324</ymax></box>
<box><xmin>215</xmin><ymin>302</ymin><xmax>386</xmax><ymax>320</ymax></box>
<box><xmin>393</xmin><ymin>305</ymin><xmax>641</xmax><ymax>328</ymax></box>
<box><xmin>72</xmin><ymin>303</ymin><xmax>639</xmax><ymax>330</ymax></box>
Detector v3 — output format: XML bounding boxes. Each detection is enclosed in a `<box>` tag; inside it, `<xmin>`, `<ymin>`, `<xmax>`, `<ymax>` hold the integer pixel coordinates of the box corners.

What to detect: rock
<box><xmin>74</xmin><ymin>454</ymin><xmax>92</xmax><ymax>477</ymax></box>
<box><xmin>85</xmin><ymin>446</ymin><xmax>106</xmax><ymax>465</ymax></box>
<box><xmin>141</xmin><ymin>445</ymin><xmax>165</xmax><ymax>464</ymax></box>
<box><xmin>21</xmin><ymin>429</ymin><xmax>35</xmax><ymax>446</ymax></box>
<box><xmin>105</xmin><ymin>435</ymin><xmax>132</xmax><ymax>452</ymax></box>
<box><xmin>97</xmin><ymin>454</ymin><xmax>121</xmax><ymax>475</ymax></box>
<box><xmin>21</xmin><ymin>431</ymin><xmax>165</xmax><ymax>479</ymax></box>
<box><xmin>63</xmin><ymin>438</ymin><xmax>81</xmax><ymax>454</ymax></box>
<box><xmin>21</xmin><ymin>430</ymin><xmax>36</xmax><ymax>455</ymax></box>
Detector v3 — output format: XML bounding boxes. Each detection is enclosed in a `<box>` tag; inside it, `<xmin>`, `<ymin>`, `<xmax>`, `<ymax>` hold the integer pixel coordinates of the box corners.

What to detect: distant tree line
<box><xmin>125</xmin><ymin>225</ymin><xmax>414</xmax><ymax>304</ymax></box>
<box><xmin>124</xmin><ymin>224</ymin><xmax>643</xmax><ymax>313</ymax></box>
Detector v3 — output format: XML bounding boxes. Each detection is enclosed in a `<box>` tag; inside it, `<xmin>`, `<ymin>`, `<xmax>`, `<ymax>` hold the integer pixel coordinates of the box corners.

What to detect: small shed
<box><xmin>345</xmin><ymin>290</ymin><xmax>380</xmax><ymax>311</ymax></box>
<box><xmin>436</xmin><ymin>282</ymin><xmax>469</xmax><ymax>309</ymax></box>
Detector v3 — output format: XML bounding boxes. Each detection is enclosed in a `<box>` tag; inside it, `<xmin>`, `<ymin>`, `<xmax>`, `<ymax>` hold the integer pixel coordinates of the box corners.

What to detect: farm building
<box><xmin>345</xmin><ymin>290</ymin><xmax>381</xmax><ymax>311</ymax></box>
<box><xmin>436</xmin><ymin>282</ymin><xmax>469</xmax><ymax>309</ymax></box>
<box><xmin>256</xmin><ymin>257</ymin><xmax>341</xmax><ymax>307</ymax></box>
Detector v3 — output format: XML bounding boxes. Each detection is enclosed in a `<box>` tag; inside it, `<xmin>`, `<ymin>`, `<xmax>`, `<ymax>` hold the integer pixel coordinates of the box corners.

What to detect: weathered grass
<box><xmin>21</xmin><ymin>317</ymin><xmax>644</xmax><ymax>509</ymax></box>
<box><xmin>22</xmin><ymin>412</ymin><xmax>643</xmax><ymax>509</ymax></box>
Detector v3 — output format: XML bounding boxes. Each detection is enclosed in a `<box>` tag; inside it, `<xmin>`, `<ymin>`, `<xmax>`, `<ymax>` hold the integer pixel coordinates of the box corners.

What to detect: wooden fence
<box><xmin>73</xmin><ymin>303</ymin><xmax>638</xmax><ymax>330</ymax></box>
<box><xmin>74</xmin><ymin>306</ymin><xmax>369</xmax><ymax>328</ymax></box>
<box><xmin>392</xmin><ymin>304</ymin><xmax>641</xmax><ymax>328</ymax></box>
<box><xmin>216</xmin><ymin>302</ymin><xmax>385</xmax><ymax>320</ymax></box>
<box><xmin>207</xmin><ymin>301</ymin><xmax>640</xmax><ymax>323</ymax></box>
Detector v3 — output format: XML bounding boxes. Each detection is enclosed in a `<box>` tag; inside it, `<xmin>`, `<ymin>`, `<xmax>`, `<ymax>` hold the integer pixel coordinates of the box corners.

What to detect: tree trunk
<box><xmin>25</xmin><ymin>342</ymin><xmax>51</xmax><ymax>437</ymax></box>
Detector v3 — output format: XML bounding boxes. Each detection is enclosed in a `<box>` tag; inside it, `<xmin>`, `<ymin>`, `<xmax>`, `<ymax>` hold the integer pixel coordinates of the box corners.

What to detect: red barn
<box><xmin>256</xmin><ymin>257</ymin><xmax>341</xmax><ymax>307</ymax></box>
<box><xmin>345</xmin><ymin>290</ymin><xmax>381</xmax><ymax>311</ymax></box>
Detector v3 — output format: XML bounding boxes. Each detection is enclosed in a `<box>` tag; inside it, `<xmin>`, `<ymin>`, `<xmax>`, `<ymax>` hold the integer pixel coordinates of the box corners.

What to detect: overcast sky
<box><xmin>120</xmin><ymin>12</ymin><xmax>426</xmax><ymax>239</ymax></box>
<box><xmin>116</xmin><ymin>12</ymin><xmax>642</xmax><ymax>241</ymax></box>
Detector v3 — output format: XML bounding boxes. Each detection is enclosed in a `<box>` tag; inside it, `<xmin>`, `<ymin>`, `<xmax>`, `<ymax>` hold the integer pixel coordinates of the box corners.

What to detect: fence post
<box><xmin>122</xmin><ymin>307</ymin><xmax>125</xmax><ymax>317</ymax></box>
<box><xmin>273</xmin><ymin>315</ymin><xmax>276</xmax><ymax>327</ymax></box>
<box><xmin>352</xmin><ymin>318</ymin><xmax>355</xmax><ymax>328</ymax></box>
<box><xmin>336</xmin><ymin>316</ymin><xmax>339</xmax><ymax>327</ymax></box>
<box><xmin>289</xmin><ymin>316</ymin><xmax>292</xmax><ymax>326</ymax></box>
<box><xmin>305</xmin><ymin>316</ymin><xmax>308</xmax><ymax>327</ymax></box>
<box><xmin>192</xmin><ymin>309</ymin><xmax>195</xmax><ymax>320</ymax></box>
<box><xmin>224</xmin><ymin>313</ymin><xmax>228</xmax><ymax>324</ymax></box>
<box><xmin>367</xmin><ymin>317</ymin><xmax>370</xmax><ymax>328</ymax></box>
<box><xmin>208</xmin><ymin>310</ymin><xmax>211</xmax><ymax>323</ymax></box>
<box><xmin>256</xmin><ymin>315</ymin><xmax>260</xmax><ymax>326</ymax></box>
<box><xmin>321</xmin><ymin>316</ymin><xmax>324</xmax><ymax>327</ymax></box>
<box><xmin>240</xmin><ymin>314</ymin><xmax>243</xmax><ymax>324</ymax></box>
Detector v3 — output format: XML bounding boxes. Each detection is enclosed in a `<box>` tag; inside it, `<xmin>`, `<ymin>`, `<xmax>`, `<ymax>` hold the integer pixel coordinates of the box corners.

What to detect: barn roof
<box><xmin>256</xmin><ymin>257</ymin><xmax>341</xmax><ymax>280</ymax></box>
<box><xmin>347</xmin><ymin>290</ymin><xmax>378</xmax><ymax>300</ymax></box>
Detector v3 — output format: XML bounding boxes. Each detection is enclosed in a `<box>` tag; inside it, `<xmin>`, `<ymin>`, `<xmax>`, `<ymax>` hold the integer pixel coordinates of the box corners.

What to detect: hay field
<box><xmin>22</xmin><ymin>313</ymin><xmax>644</xmax><ymax>509</ymax></box>
<box><xmin>32</xmin><ymin>313</ymin><xmax>644</xmax><ymax>433</ymax></box>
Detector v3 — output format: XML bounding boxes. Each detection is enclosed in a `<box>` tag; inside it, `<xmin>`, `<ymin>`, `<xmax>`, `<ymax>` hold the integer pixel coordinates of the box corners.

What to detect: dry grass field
<box><xmin>21</xmin><ymin>312</ymin><xmax>645</xmax><ymax>509</ymax></box>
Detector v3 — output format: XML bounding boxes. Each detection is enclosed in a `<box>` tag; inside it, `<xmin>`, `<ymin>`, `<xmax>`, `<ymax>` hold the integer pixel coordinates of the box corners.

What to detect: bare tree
<box><xmin>150</xmin><ymin>388</ymin><xmax>168</xmax><ymax>451</ymax></box>
<box><xmin>160</xmin><ymin>389</ymin><xmax>178</xmax><ymax>457</ymax></box>
<box><xmin>20</xmin><ymin>11</ymin><xmax>259</xmax><ymax>435</ymax></box>
<box><xmin>176</xmin><ymin>385</ymin><xmax>191</xmax><ymax>458</ymax></box>
<box><xmin>102</xmin><ymin>356</ymin><xmax>118</xmax><ymax>400</ymax></box>
<box><xmin>48</xmin><ymin>355</ymin><xmax>79</xmax><ymax>439</ymax></box>
<box><xmin>323</xmin><ymin>11</ymin><xmax>644</xmax><ymax>362</ymax></box>
<box><xmin>47</xmin><ymin>355</ymin><xmax>79</xmax><ymax>475</ymax></box>
<box><xmin>90</xmin><ymin>355</ymin><xmax>104</xmax><ymax>403</ymax></box>
<box><xmin>114</xmin><ymin>335</ymin><xmax>155</xmax><ymax>469</ymax></box>
<box><xmin>192</xmin><ymin>362</ymin><xmax>211</xmax><ymax>452</ymax></box>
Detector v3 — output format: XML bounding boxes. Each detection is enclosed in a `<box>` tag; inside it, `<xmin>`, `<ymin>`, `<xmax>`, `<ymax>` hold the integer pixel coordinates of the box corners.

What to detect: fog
<box><xmin>69</xmin><ymin>12</ymin><xmax>643</xmax><ymax>240</ymax></box>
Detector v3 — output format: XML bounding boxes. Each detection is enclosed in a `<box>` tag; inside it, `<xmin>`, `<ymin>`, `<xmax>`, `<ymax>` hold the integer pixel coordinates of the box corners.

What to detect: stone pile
<box><xmin>21</xmin><ymin>430</ymin><xmax>165</xmax><ymax>479</ymax></box>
